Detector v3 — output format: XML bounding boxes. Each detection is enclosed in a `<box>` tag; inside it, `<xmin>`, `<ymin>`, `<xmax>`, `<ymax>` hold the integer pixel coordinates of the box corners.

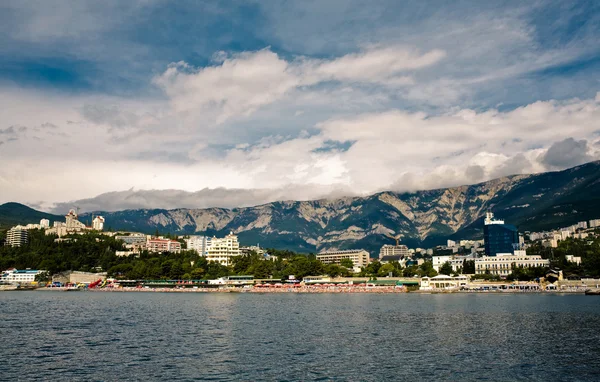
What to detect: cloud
<box><xmin>153</xmin><ymin>46</ymin><xmax>443</xmax><ymax>124</ymax></box>
<box><xmin>540</xmin><ymin>137</ymin><xmax>594</xmax><ymax>169</ymax></box>
<box><xmin>50</xmin><ymin>184</ymin><xmax>357</xmax><ymax>213</ymax></box>
<box><xmin>2</xmin><ymin>2</ymin><xmax>600</xmax><ymax>212</ymax></box>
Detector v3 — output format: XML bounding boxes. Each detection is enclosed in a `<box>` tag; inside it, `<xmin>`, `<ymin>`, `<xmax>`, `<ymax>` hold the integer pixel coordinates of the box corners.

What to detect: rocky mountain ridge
<box><xmin>3</xmin><ymin>161</ymin><xmax>600</xmax><ymax>255</ymax></box>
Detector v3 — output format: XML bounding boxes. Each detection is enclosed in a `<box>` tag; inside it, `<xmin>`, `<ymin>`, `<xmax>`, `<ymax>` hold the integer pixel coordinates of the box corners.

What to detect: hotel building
<box><xmin>205</xmin><ymin>232</ymin><xmax>240</xmax><ymax>266</ymax></box>
<box><xmin>475</xmin><ymin>251</ymin><xmax>549</xmax><ymax>276</ymax></box>
<box><xmin>317</xmin><ymin>249</ymin><xmax>370</xmax><ymax>269</ymax></box>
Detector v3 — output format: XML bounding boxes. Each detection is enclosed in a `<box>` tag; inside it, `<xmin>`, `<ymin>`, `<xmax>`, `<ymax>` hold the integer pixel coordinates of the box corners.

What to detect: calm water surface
<box><xmin>1</xmin><ymin>292</ymin><xmax>599</xmax><ymax>381</ymax></box>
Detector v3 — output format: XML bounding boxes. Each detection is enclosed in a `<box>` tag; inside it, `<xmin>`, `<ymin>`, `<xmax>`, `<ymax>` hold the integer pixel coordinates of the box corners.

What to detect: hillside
<box><xmin>0</xmin><ymin>203</ymin><xmax>62</xmax><ymax>230</ymax></box>
<box><xmin>3</xmin><ymin>161</ymin><xmax>600</xmax><ymax>255</ymax></box>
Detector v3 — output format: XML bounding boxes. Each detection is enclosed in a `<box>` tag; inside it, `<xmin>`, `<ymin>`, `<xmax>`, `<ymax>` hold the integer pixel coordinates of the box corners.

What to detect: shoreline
<box><xmin>29</xmin><ymin>286</ymin><xmax>588</xmax><ymax>294</ymax></box>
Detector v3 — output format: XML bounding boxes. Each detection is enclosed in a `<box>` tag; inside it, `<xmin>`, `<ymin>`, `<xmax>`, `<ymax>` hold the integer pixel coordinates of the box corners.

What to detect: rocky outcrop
<box><xmin>64</xmin><ymin>161</ymin><xmax>600</xmax><ymax>254</ymax></box>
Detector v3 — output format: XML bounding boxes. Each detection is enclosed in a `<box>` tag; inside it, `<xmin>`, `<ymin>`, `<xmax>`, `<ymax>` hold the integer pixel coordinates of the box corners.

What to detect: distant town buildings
<box><xmin>40</xmin><ymin>219</ymin><xmax>50</xmax><ymax>229</ymax></box>
<box><xmin>44</xmin><ymin>209</ymin><xmax>106</xmax><ymax>237</ymax></box>
<box><xmin>5</xmin><ymin>226</ymin><xmax>29</xmax><ymax>247</ymax></box>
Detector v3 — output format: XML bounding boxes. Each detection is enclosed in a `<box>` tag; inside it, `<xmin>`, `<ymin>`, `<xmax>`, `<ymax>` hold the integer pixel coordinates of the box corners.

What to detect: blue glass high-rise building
<box><xmin>483</xmin><ymin>212</ymin><xmax>519</xmax><ymax>256</ymax></box>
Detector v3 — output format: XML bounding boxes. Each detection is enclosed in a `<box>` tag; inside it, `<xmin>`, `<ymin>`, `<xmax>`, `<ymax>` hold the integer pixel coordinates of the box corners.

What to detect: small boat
<box><xmin>585</xmin><ymin>289</ymin><xmax>600</xmax><ymax>295</ymax></box>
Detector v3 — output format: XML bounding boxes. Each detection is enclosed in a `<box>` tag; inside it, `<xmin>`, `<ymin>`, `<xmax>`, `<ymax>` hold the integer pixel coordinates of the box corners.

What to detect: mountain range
<box><xmin>2</xmin><ymin>161</ymin><xmax>600</xmax><ymax>255</ymax></box>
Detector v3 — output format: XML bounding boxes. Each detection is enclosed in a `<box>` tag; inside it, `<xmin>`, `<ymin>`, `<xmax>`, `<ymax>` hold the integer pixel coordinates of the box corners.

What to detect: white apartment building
<box><xmin>317</xmin><ymin>249</ymin><xmax>370</xmax><ymax>269</ymax></box>
<box><xmin>475</xmin><ymin>251</ymin><xmax>549</xmax><ymax>276</ymax></box>
<box><xmin>432</xmin><ymin>255</ymin><xmax>452</xmax><ymax>272</ymax></box>
<box><xmin>432</xmin><ymin>254</ymin><xmax>474</xmax><ymax>273</ymax></box>
<box><xmin>5</xmin><ymin>226</ymin><xmax>29</xmax><ymax>247</ymax></box>
<box><xmin>40</xmin><ymin>219</ymin><xmax>50</xmax><ymax>229</ymax></box>
<box><xmin>1</xmin><ymin>268</ymin><xmax>44</xmax><ymax>283</ymax></box>
<box><xmin>92</xmin><ymin>216</ymin><xmax>105</xmax><ymax>231</ymax></box>
<box><xmin>205</xmin><ymin>232</ymin><xmax>240</xmax><ymax>266</ymax></box>
<box><xmin>379</xmin><ymin>244</ymin><xmax>409</xmax><ymax>259</ymax></box>
<box><xmin>590</xmin><ymin>219</ymin><xmax>600</xmax><ymax>228</ymax></box>
<box><xmin>186</xmin><ymin>236</ymin><xmax>208</xmax><ymax>255</ymax></box>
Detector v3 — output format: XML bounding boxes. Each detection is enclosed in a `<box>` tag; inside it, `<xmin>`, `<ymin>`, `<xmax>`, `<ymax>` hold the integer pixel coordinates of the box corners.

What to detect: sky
<box><xmin>1</xmin><ymin>0</ymin><xmax>600</xmax><ymax>213</ymax></box>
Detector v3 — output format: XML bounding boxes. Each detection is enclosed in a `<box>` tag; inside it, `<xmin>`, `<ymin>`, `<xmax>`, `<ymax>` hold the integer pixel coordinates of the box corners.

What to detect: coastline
<box><xmin>29</xmin><ymin>286</ymin><xmax>588</xmax><ymax>294</ymax></box>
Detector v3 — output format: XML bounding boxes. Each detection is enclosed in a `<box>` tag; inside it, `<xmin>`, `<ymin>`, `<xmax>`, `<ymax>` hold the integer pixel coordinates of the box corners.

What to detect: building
<box><xmin>589</xmin><ymin>219</ymin><xmax>600</xmax><ymax>228</ymax></box>
<box><xmin>565</xmin><ymin>255</ymin><xmax>582</xmax><ymax>265</ymax></box>
<box><xmin>379</xmin><ymin>244</ymin><xmax>409</xmax><ymax>259</ymax></box>
<box><xmin>316</xmin><ymin>249</ymin><xmax>370</xmax><ymax>271</ymax></box>
<box><xmin>186</xmin><ymin>236</ymin><xmax>208</xmax><ymax>254</ymax></box>
<box><xmin>420</xmin><ymin>275</ymin><xmax>468</xmax><ymax>290</ymax></box>
<box><xmin>475</xmin><ymin>251</ymin><xmax>549</xmax><ymax>276</ymax></box>
<box><xmin>432</xmin><ymin>255</ymin><xmax>452</xmax><ymax>272</ymax></box>
<box><xmin>115</xmin><ymin>234</ymin><xmax>148</xmax><ymax>245</ymax></box>
<box><xmin>40</xmin><ymin>219</ymin><xmax>50</xmax><ymax>228</ymax></box>
<box><xmin>65</xmin><ymin>209</ymin><xmax>86</xmax><ymax>231</ymax></box>
<box><xmin>205</xmin><ymin>232</ymin><xmax>240</xmax><ymax>266</ymax></box>
<box><xmin>52</xmin><ymin>271</ymin><xmax>107</xmax><ymax>285</ymax></box>
<box><xmin>240</xmin><ymin>245</ymin><xmax>266</xmax><ymax>256</ymax></box>
<box><xmin>92</xmin><ymin>216</ymin><xmax>105</xmax><ymax>231</ymax></box>
<box><xmin>5</xmin><ymin>226</ymin><xmax>29</xmax><ymax>247</ymax></box>
<box><xmin>147</xmin><ymin>238</ymin><xmax>182</xmax><ymax>253</ymax></box>
<box><xmin>484</xmin><ymin>212</ymin><xmax>519</xmax><ymax>256</ymax></box>
<box><xmin>1</xmin><ymin>268</ymin><xmax>44</xmax><ymax>283</ymax></box>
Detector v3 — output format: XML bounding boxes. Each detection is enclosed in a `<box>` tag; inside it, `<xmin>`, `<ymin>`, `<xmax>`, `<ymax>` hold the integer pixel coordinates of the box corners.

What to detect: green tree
<box><xmin>340</xmin><ymin>258</ymin><xmax>354</xmax><ymax>268</ymax></box>
<box><xmin>439</xmin><ymin>261</ymin><xmax>453</xmax><ymax>275</ymax></box>
<box><xmin>378</xmin><ymin>263</ymin><xmax>398</xmax><ymax>277</ymax></box>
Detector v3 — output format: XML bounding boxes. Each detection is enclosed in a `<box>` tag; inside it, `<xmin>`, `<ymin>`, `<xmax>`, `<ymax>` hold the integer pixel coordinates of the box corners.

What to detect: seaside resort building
<box><xmin>475</xmin><ymin>251</ymin><xmax>549</xmax><ymax>276</ymax></box>
<box><xmin>420</xmin><ymin>275</ymin><xmax>469</xmax><ymax>290</ymax></box>
<box><xmin>317</xmin><ymin>249</ymin><xmax>370</xmax><ymax>272</ymax></box>
<box><xmin>1</xmin><ymin>268</ymin><xmax>44</xmax><ymax>284</ymax></box>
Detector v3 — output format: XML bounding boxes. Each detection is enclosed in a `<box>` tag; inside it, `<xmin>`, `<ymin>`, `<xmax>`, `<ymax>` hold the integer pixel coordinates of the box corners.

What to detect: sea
<box><xmin>1</xmin><ymin>292</ymin><xmax>599</xmax><ymax>381</ymax></box>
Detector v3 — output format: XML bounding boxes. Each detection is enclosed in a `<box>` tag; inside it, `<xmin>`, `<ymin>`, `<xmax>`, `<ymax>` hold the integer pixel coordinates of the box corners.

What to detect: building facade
<box><xmin>379</xmin><ymin>244</ymin><xmax>409</xmax><ymax>259</ymax></box>
<box><xmin>92</xmin><ymin>216</ymin><xmax>105</xmax><ymax>231</ymax></box>
<box><xmin>475</xmin><ymin>251</ymin><xmax>549</xmax><ymax>276</ymax></box>
<box><xmin>484</xmin><ymin>212</ymin><xmax>519</xmax><ymax>256</ymax></box>
<box><xmin>1</xmin><ymin>268</ymin><xmax>44</xmax><ymax>283</ymax></box>
<box><xmin>147</xmin><ymin>239</ymin><xmax>182</xmax><ymax>253</ymax></box>
<box><xmin>317</xmin><ymin>249</ymin><xmax>370</xmax><ymax>268</ymax></box>
<box><xmin>205</xmin><ymin>232</ymin><xmax>240</xmax><ymax>266</ymax></box>
<box><xmin>5</xmin><ymin>226</ymin><xmax>29</xmax><ymax>247</ymax></box>
<box><xmin>186</xmin><ymin>236</ymin><xmax>208</xmax><ymax>255</ymax></box>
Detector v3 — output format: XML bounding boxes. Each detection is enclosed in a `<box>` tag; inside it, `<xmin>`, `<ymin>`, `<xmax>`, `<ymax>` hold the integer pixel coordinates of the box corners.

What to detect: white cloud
<box><xmin>153</xmin><ymin>46</ymin><xmax>444</xmax><ymax>124</ymax></box>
